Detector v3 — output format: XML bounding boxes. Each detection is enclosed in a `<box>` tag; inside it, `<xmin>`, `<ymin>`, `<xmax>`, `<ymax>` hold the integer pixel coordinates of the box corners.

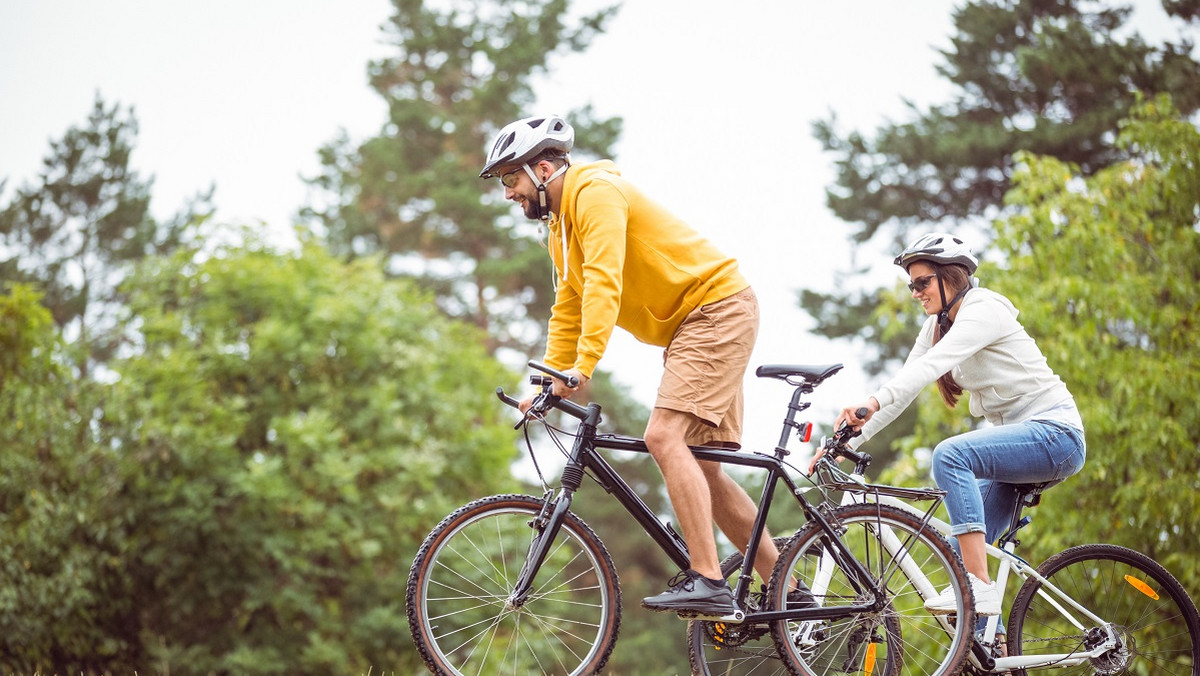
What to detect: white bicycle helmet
<box><xmin>480</xmin><ymin>115</ymin><xmax>574</xmax><ymax>178</ymax></box>
<box><xmin>894</xmin><ymin>232</ymin><xmax>979</xmax><ymax>274</ymax></box>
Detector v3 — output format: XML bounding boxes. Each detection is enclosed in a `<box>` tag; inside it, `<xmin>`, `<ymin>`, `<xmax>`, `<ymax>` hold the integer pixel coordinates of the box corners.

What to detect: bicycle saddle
<box><xmin>1014</xmin><ymin>481</ymin><xmax>1053</xmax><ymax>508</ymax></box>
<box><xmin>755</xmin><ymin>363</ymin><xmax>843</xmax><ymax>384</ymax></box>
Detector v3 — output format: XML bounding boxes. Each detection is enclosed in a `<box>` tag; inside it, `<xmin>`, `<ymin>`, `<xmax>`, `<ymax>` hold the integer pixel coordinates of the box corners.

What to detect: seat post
<box><xmin>773</xmin><ymin>384</ymin><xmax>812</xmax><ymax>456</ymax></box>
<box><xmin>997</xmin><ymin>482</ymin><xmax>1049</xmax><ymax>548</ymax></box>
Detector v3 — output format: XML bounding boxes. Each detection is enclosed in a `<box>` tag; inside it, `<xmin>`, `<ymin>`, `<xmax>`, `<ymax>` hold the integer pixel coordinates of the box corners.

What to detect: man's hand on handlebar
<box><xmin>551</xmin><ymin>368</ymin><xmax>588</xmax><ymax>399</ymax></box>
<box><xmin>517</xmin><ymin>368</ymin><xmax>588</xmax><ymax>414</ymax></box>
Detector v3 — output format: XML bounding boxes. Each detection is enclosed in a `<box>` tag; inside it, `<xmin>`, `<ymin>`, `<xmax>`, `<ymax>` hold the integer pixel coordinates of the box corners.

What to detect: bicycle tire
<box><xmin>768</xmin><ymin>503</ymin><xmax>975</xmax><ymax>676</ymax></box>
<box><xmin>688</xmin><ymin>536</ymin><xmax>799</xmax><ymax>675</ymax></box>
<box><xmin>1007</xmin><ymin>543</ymin><xmax>1200</xmax><ymax>675</ymax></box>
<box><xmin>406</xmin><ymin>494</ymin><xmax>621</xmax><ymax>675</ymax></box>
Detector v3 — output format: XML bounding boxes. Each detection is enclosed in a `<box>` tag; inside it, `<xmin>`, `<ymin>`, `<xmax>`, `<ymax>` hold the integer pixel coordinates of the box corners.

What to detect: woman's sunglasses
<box><xmin>907</xmin><ymin>274</ymin><xmax>938</xmax><ymax>293</ymax></box>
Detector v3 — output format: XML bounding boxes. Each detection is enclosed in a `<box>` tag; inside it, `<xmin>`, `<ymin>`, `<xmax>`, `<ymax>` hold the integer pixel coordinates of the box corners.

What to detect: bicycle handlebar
<box><xmin>499</xmin><ymin>364</ymin><xmax>873</xmax><ymax>473</ymax></box>
<box><xmin>495</xmin><ymin>361</ymin><xmax>590</xmax><ymax>422</ymax></box>
<box><xmin>528</xmin><ymin>361</ymin><xmax>580</xmax><ymax>388</ymax></box>
<box><xmin>823</xmin><ymin>407</ymin><xmax>872</xmax><ymax>471</ymax></box>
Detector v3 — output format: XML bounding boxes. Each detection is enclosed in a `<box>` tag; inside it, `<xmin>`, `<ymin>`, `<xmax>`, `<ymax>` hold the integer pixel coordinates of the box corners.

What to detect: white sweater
<box><xmin>857</xmin><ymin>287</ymin><xmax>1083</xmax><ymax>446</ymax></box>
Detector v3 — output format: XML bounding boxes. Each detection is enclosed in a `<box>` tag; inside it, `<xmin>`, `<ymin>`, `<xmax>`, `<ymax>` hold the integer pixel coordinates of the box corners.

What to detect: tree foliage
<box><xmin>0</xmin><ymin>286</ymin><xmax>138</xmax><ymax>671</ymax></box>
<box><xmin>1</xmin><ymin>239</ymin><xmax>521</xmax><ymax>673</ymax></box>
<box><xmin>0</xmin><ymin>94</ymin><xmax>212</xmax><ymax>373</ymax></box>
<box><xmin>816</xmin><ymin>0</ymin><xmax>1200</xmax><ymax>242</ymax></box>
<box><xmin>304</xmin><ymin>0</ymin><xmax>622</xmax><ymax>354</ymax></box>
<box><xmin>990</xmin><ymin>96</ymin><xmax>1199</xmax><ymax>592</ymax></box>
<box><xmin>804</xmin><ymin>0</ymin><xmax>1200</xmax><ymax>379</ymax></box>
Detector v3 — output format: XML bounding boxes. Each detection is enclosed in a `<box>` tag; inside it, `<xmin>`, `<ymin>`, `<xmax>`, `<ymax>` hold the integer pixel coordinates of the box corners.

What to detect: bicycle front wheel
<box><xmin>1008</xmin><ymin>543</ymin><xmax>1200</xmax><ymax>675</ymax></box>
<box><xmin>768</xmin><ymin>503</ymin><xmax>975</xmax><ymax>676</ymax></box>
<box><xmin>406</xmin><ymin>494</ymin><xmax>621</xmax><ymax>675</ymax></box>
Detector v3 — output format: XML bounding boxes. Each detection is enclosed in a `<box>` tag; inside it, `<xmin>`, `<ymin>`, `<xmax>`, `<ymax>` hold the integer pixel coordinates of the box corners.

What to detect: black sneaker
<box><xmin>787</xmin><ymin>580</ymin><xmax>818</xmax><ymax>609</ymax></box>
<box><xmin>641</xmin><ymin>569</ymin><xmax>736</xmax><ymax>616</ymax></box>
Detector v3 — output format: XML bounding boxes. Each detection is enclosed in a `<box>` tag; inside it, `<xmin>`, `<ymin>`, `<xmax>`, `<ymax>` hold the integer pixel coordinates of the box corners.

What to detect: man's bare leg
<box><xmin>699</xmin><ymin>459</ymin><xmax>781</xmax><ymax>581</ymax></box>
<box><xmin>643</xmin><ymin>407</ymin><xmax>721</xmax><ymax>579</ymax></box>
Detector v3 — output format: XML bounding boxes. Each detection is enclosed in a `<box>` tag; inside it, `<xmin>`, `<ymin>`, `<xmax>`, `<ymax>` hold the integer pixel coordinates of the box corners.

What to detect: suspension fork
<box><xmin>508</xmin><ymin>403</ymin><xmax>601</xmax><ymax>607</ymax></box>
<box><xmin>507</xmin><ymin>486</ymin><xmax>577</xmax><ymax>607</ymax></box>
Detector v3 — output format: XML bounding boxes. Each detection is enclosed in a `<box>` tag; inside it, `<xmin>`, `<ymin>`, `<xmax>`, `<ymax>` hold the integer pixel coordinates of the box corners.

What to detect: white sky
<box><xmin>2</xmin><ymin>0</ymin><xmax>1193</xmax><ymax>458</ymax></box>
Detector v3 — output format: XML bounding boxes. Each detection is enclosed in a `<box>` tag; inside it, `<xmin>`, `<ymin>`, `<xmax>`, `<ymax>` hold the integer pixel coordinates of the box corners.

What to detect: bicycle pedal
<box><xmin>678</xmin><ymin>608</ymin><xmax>745</xmax><ymax>623</ymax></box>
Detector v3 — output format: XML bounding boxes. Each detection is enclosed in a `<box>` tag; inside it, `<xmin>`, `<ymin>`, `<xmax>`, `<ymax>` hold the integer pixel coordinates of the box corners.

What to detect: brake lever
<box><xmin>495</xmin><ymin>387</ymin><xmax>521</xmax><ymax>409</ymax></box>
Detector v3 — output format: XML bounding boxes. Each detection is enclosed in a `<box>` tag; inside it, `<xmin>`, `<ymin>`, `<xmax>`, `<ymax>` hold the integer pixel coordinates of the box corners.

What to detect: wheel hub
<box><xmin>1087</xmin><ymin>625</ymin><xmax>1134</xmax><ymax>674</ymax></box>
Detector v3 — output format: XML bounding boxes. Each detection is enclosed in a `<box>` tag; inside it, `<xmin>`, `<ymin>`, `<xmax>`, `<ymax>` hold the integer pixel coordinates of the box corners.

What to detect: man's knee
<box><xmin>645</xmin><ymin>408</ymin><xmax>691</xmax><ymax>455</ymax></box>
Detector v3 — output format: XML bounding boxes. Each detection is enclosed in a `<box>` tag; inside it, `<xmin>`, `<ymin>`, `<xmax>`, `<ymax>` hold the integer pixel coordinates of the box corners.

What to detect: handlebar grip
<box><xmin>856</xmin><ymin>407</ymin><xmax>869</xmax><ymax>418</ymax></box>
<box><xmin>496</xmin><ymin>387</ymin><xmax>521</xmax><ymax>409</ymax></box>
<box><xmin>528</xmin><ymin>360</ymin><xmax>579</xmax><ymax>388</ymax></box>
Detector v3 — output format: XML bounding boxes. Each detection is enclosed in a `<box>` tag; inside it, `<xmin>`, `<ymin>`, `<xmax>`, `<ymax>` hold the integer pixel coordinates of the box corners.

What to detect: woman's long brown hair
<box><xmin>930</xmin><ymin>264</ymin><xmax>972</xmax><ymax>407</ymax></box>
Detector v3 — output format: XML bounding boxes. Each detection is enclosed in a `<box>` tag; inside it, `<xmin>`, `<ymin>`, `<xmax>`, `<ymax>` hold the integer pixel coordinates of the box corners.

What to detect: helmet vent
<box><xmin>492</xmin><ymin>132</ymin><xmax>515</xmax><ymax>156</ymax></box>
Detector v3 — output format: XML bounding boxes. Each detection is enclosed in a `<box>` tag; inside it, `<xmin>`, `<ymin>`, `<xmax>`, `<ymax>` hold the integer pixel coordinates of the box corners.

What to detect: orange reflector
<box><xmin>1124</xmin><ymin>575</ymin><xmax>1160</xmax><ymax>600</ymax></box>
<box><xmin>864</xmin><ymin>643</ymin><xmax>877</xmax><ymax>675</ymax></box>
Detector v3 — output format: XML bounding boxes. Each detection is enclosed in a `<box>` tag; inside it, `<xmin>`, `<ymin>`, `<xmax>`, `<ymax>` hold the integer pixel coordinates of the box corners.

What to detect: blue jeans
<box><xmin>931</xmin><ymin>420</ymin><xmax>1086</xmax><ymax>542</ymax></box>
<box><xmin>932</xmin><ymin>420</ymin><xmax>1085</xmax><ymax>637</ymax></box>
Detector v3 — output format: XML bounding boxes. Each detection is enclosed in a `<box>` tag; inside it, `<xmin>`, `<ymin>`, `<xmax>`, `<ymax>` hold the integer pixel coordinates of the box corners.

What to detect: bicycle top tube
<box><xmin>500</xmin><ymin>359</ymin><xmax>848</xmax><ymax>453</ymax></box>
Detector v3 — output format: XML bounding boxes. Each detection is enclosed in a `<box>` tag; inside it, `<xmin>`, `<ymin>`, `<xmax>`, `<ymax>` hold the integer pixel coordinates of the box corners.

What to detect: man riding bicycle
<box><xmin>480</xmin><ymin>114</ymin><xmax>781</xmax><ymax>617</ymax></box>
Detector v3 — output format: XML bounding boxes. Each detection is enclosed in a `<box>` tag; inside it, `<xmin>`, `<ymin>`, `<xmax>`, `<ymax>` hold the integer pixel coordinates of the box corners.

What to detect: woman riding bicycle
<box><xmin>826</xmin><ymin>232</ymin><xmax>1086</xmax><ymax>620</ymax></box>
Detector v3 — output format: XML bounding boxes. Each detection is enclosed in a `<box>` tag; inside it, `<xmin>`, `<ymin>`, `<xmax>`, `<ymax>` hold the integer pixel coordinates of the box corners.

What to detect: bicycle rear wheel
<box><xmin>768</xmin><ymin>503</ymin><xmax>975</xmax><ymax>676</ymax></box>
<box><xmin>406</xmin><ymin>494</ymin><xmax>621</xmax><ymax>675</ymax></box>
<box><xmin>1008</xmin><ymin>543</ymin><xmax>1200</xmax><ymax>675</ymax></box>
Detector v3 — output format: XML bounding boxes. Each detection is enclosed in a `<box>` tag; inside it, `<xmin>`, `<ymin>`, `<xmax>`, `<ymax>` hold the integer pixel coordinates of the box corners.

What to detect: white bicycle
<box><xmin>689</xmin><ymin>376</ymin><xmax>1200</xmax><ymax>675</ymax></box>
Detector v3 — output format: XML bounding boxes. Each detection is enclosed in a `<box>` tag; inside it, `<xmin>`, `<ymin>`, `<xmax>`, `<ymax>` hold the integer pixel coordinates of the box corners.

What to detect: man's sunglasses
<box><xmin>500</xmin><ymin>167</ymin><xmax>525</xmax><ymax>189</ymax></box>
<box><xmin>907</xmin><ymin>274</ymin><xmax>938</xmax><ymax>293</ymax></box>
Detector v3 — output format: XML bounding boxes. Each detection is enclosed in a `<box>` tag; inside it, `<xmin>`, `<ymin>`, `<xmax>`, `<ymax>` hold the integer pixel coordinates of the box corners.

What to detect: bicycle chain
<box><xmin>1018</xmin><ymin>635</ymin><xmax>1088</xmax><ymax>644</ymax></box>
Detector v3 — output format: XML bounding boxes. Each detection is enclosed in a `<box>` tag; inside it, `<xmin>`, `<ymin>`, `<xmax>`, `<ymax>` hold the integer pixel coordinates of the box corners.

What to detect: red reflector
<box><xmin>801</xmin><ymin>422</ymin><xmax>813</xmax><ymax>443</ymax></box>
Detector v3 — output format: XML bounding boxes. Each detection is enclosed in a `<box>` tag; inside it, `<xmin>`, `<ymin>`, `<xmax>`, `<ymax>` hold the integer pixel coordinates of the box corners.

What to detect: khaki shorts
<box><xmin>656</xmin><ymin>287</ymin><xmax>759</xmax><ymax>447</ymax></box>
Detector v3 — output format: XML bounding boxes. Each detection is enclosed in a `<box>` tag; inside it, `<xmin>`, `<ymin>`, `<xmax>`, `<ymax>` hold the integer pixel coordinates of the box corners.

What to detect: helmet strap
<box><xmin>936</xmin><ymin>279</ymin><xmax>971</xmax><ymax>334</ymax></box>
<box><xmin>523</xmin><ymin>161</ymin><xmax>570</xmax><ymax>222</ymax></box>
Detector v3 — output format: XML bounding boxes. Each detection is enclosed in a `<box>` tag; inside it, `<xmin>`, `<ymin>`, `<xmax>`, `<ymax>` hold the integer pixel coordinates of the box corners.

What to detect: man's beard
<box><xmin>523</xmin><ymin>198</ymin><xmax>542</xmax><ymax>220</ymax></box>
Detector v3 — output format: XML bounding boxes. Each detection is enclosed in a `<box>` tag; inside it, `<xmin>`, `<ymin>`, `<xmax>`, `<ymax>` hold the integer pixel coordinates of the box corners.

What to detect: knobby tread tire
<box><xmin>406</xmin><ymin>494</ymin><xmax>621</xmax><ymax>675</ymax></box>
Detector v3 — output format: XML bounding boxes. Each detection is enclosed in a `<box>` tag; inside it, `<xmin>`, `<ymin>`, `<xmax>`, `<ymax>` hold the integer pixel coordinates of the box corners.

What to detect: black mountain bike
<box><xmin>406</xmin><ymin>361</ymin><xmax>976</xmax><ymax>675</ymax></box>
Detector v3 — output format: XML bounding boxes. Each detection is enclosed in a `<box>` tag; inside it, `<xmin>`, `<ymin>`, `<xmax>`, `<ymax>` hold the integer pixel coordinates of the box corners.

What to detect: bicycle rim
<box><xmin>769</xmin><ymin>503</ymin><xmax>975</xmax><ymax>676</ymax></box>
<box><xmin>406</xmin><ymin>494</ymin><xmax>621</xmax><ymax>675</ymax></box>
<box><xmin>1008</xmin><ymin>543</ymin><xmax>1200</xmax><ymax>675</ymax></box>
<box><xmin>688</xmin><ymin>537</ymin><xmax>793</xmax><ymax>675</ymax></box>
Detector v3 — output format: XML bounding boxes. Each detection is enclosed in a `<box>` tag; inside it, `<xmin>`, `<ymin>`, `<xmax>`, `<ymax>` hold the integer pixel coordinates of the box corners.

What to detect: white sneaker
<box><xmin>925</xmin><ymin>573</ymin><xmax>1001</xmax><ymax>616</ymax></box>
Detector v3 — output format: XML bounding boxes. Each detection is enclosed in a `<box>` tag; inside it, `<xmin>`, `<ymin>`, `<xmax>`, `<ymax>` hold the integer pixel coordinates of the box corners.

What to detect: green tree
<box><xmin>884</xmin><ymin>96</ymin><xmax>1199</xmax><ymax>598</ymax></box>
<box><xmin>0</xmin><ymin>94</ymin><xmax>212</xmax><ymax>375</ymax></box>
<box><xmin>0</xmin><ymin>285</ymin><xmax>140</xmax><ymax>672</ymax></box>
<box><xmin>106</xmin><ymin>237</ymin><xmax>518</xmax><ymax>674</ymax></box>
<box><xmin>805</xmin><ymin>0</ymin><xmax>1200</xmax><ymax>380</ymax></box>
<box><xmin>2</xmin><ymin>237</ymin><xmax>520</xmax><ymax>673</ymax></box>
<box><xmin>817</xmin><ymin>0</ymin><xmax>1200</xmax><ymax>243</ymax></box>
<box><xmin>303</xmin><ymin>0</ymin><xmax>621</xmax><ymax>354</ymax></box>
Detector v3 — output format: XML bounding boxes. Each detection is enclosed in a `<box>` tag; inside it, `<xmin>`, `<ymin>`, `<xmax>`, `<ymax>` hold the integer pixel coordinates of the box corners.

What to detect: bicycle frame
<box><xmin>829</xmin><ymin>473</ymin><xmax>1123</xmax><ymax>671</ymax></box>
<box><xmin>501</xmin><ymin>367</ymin><xmax>893</xmax><ymax>626</ymax></box>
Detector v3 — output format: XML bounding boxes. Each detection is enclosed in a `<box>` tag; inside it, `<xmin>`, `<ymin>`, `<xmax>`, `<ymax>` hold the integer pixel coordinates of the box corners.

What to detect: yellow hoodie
<box><xmin>543</xmin><ymin>161</ymin><xmax>748</xmax><ymax>378</ymax></box>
